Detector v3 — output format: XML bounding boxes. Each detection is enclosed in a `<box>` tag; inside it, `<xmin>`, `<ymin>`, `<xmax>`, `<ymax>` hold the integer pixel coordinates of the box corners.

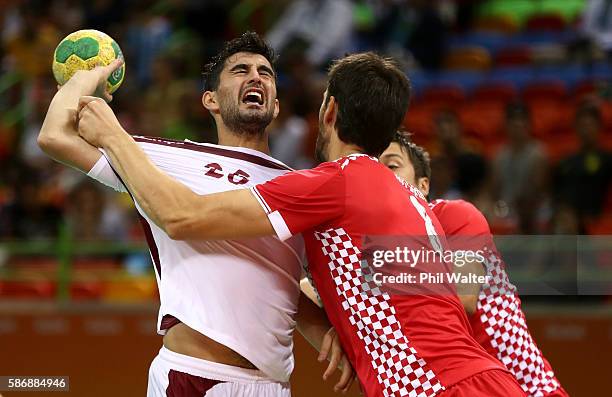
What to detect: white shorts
<box><xmin>147</xmin><ymin>346</ymin><xmax>291</xmax><ymax>397</ymax></box>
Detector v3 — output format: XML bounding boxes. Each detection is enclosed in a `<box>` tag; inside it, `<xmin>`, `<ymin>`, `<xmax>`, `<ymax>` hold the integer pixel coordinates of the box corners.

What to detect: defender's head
<box><xmin>380</xmin><ymin>131</ymin><xmax>431</xmax><ymax>197</ymax></box>
<box><xmin>316</xmin><ymin>52</ymin><xmax>411</xmax><ymax>162</ymax></box>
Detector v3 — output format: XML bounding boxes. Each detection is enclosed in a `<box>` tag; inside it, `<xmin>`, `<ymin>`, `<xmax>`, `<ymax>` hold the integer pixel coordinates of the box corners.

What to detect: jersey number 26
<box><xmin>204</xmin><ymin>163</ymin><xmax>250</xmax><ymax>185</ymax></box>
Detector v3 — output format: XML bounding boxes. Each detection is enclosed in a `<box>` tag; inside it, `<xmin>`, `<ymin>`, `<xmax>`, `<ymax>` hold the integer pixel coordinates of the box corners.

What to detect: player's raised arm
<box><xmin>76</xmin><ymin>96</ymin><xmax>274</xmax><ymax>240</ymax></box>
<box><xmin>77</xmin><ymin>96</ymin><xmax>345</xmax><ymax>241</ymax></box>
<box><xmin>38</xmin><ymin>59</ymin><xmax>123</xmax><ymax>172</ymax></box>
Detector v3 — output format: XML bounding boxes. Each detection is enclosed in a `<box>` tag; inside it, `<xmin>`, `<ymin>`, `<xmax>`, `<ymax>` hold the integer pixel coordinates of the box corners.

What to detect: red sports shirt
<box><xmin>252</xmin><ymin>155</ymin><xmax>504</xmax><ymax>397</ymax></box>
<box><xmin>430</xmin><ymin>199</ymin><xmax>567</xmax><ymax>397</ymax></box>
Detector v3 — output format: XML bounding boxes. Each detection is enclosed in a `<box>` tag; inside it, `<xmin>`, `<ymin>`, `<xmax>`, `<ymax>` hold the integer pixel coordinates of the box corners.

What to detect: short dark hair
<box><xmin>202</xmin><ymin>31</ymin><xmax>277</xmax><ymax>92</ymax></box>
<box><xmin>392</xmin><ymin>131</ymin><xmax>431</xmax><ymax>180</ymax></box>
<box><xmin>326</xmin><ymin>52</ymin><xmax>411</xmax><ymax>157</ymax></box>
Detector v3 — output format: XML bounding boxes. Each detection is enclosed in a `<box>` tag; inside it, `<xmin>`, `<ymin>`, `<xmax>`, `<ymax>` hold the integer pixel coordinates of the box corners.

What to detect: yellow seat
<box><xmin>444</xmin><ymin>46</ymin><xmax>492</xmax><ymax>71</ymax></box>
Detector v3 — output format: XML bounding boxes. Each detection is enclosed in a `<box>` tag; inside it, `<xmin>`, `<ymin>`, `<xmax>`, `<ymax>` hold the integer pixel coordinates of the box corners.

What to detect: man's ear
<box><xmin>202</xmin><ymin>91</ymin><xmax>219</xmax><ymax>114</ymax></box>
<box><xmin>323</xmin><ymin>95</ymin><xmax>337</xmax><ymax>128</ymax></box>
<box><xmin>418</xmin><ymin>177</ymin><xmax>430</xmax><ymax>197</ymax></box>
<box><xmin>273</xmin><ymin>98</ymin><xmax>280</xmax><ymax>119</ymax></box>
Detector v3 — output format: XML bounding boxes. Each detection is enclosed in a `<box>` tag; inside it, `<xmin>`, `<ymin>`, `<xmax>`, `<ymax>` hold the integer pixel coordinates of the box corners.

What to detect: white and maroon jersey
<box><xmin>251</xmin><ymin>155</ymin><xmax>505</xmax><ymax>397</ymax></box>
<box><xmin>430</xmin><ymin>199</ymin><xmax>567</xmax><ymax>397</ymax></box>
<box><xmin>87</xmin><ymin>136</ymin><xmax>304</xmax><ymax>382</ymax></box>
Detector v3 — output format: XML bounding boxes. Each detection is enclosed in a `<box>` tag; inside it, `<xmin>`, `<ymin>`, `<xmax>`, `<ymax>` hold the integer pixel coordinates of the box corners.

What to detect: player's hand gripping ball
<box><xmin>52</xmin><ymin>29</ymin><xmax>125</xmax><ymax>93</ymax></box>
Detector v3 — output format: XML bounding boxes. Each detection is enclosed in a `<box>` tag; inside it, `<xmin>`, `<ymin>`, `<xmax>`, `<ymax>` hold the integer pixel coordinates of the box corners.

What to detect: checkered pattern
<box><xmin>478</xmin><ymin>251</ymin><xmax>562</xmax><ymax>397</ymax></box>
<box><xmin>315</xmin><ymin>228</ymin><xmax>445</xmax><ymax>397</ymax></box>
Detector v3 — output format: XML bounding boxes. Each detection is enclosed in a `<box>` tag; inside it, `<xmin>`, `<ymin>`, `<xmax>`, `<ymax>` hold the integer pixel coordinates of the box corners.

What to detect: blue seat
<box><xmin>506</xmin><ymin>30</ymin><xmax>578</xmax><ymax>47</ymax></box>
<box><xmin>485</xmin><ymin>67</ymin><xmax>535</xmax><ymax>90</ymax></box>
<box><xmin>428</xmin><ymin>70</ymin><xmax>484</xmax><ymax>93</ymax></box>
<box><xmin>406</xmin><ymin>70</ymin><xmax>433</xmax><ymax>97</ymax></box>
<box><xmin>448</xmin><ymin>32</ymin><xmax>507</xmax><ymax>54</ymax></box>
<box><xmin>532</xmin><ymin>64</ymin><xmax>586</xmax><ymax>88</ymax></box>
<box><xmin>590</xmin><ymin>62</ymin><xmax>612</xmax><ymax>80</ymax></box>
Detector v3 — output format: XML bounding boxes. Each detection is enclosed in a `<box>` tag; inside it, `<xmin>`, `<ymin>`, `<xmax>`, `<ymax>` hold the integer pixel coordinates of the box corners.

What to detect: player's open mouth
<box><xmin>242</xmin><ymin>88</ymin><xmax>264</xmax><ymax>106</ymax></box>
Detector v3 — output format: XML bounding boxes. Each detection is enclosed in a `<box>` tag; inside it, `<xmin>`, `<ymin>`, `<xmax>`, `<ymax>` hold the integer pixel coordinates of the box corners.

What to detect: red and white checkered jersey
<box><xmin>430</xmin><ymin>199</ymin><xmax>567</xmax><ymax>397</ymax></box>
<box><xmin>252</xmin><ymin>155</ymin><xmax>504</xmax><ymax>397</ymax></box>
<box><xmin>87</xmin><ymin>136</ymin><xmax>304</xmax><ymax>382</ymax></box>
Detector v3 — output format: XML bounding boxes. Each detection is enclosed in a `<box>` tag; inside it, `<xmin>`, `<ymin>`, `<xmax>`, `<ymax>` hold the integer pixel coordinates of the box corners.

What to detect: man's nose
<box><xmin>246</xmin><ymin>68</ymin><xmax>262</xmax><ymax>84</ymax></box>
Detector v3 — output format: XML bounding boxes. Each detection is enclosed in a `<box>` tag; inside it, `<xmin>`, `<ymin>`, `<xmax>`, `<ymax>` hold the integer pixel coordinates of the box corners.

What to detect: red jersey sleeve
<box><xmin>433</xmin><ymin>200</ymin><xmax>490</xmax><ymax>236</ymax></box>
<box><xmin>250</xmin><ymin>162</ymin><xmax>345</xmax><ymax>241</ymax></box>
<box><xmin>432</xmin><ymin>200</ymin><xmax>492</xmax><ymax>252</ymax></box>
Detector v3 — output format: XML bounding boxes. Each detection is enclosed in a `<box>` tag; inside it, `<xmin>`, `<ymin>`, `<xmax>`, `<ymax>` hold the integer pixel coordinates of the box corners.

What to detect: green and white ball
<box><xmin>52</xmin><ymin>29</ymin><xmax>125</xmax><ymax>94</ymax></box>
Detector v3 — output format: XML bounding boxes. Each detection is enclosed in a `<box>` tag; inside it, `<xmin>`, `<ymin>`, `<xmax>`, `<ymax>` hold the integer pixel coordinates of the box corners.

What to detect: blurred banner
<box><xmin>0</xmin><ymin>302</ymin><xmax>610</xmax><ymax>396</ymax></box>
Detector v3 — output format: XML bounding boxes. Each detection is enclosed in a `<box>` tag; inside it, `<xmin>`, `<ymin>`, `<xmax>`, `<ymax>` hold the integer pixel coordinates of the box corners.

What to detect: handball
<box><xmin>52</xmin><ymin>29</ymin><xmax>125</xmax><ymax>94</ymax></box>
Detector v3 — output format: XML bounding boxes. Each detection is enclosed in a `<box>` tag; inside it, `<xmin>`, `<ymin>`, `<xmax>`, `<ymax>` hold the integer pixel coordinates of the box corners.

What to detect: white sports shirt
<box><xmin>87</xmin><ymin>136</ymin><xmax>305</xmax><ymax>382</ymax></box>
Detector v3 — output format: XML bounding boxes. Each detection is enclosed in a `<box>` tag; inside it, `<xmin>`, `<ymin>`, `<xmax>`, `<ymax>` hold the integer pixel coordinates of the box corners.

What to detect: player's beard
<box><xmin>218</xmin><ymin>95</ymin><xmax>274</xmax><ymax>136</ymax></box>
<box><xmin>315</xmin><ymin>119</ymin><xmax>329</xmax><ymax>163</ymax></box>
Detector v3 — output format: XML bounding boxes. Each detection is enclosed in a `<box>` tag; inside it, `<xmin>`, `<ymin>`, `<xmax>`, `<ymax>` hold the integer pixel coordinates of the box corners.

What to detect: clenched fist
<box><xmin>77</xmin><ymin>96</ymin><xmax>125</xmax><ymax>148</ymax></box>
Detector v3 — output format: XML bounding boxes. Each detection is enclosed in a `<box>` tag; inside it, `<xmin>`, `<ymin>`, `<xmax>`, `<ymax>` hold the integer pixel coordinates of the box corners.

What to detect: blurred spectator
<box><xmin>429</xmin><ymin>155</ymin><xmax>456</xmax><ymax>200</ymax></box>
<box><xmin>49</xmin><ymin>0</ymin><xmax>84</xmax><ymax>33</ymax></box>
<box><xmin>2</xmin><ymin>3</ymin><xmax>60</xmax><ymax>78</ymax></box>
<box><xmin>0</xmin><ymin>122</ymin><xmax>18</xmax><ymax>165</ymax></box>
<box><xmin>429</xmin><ymin>110</ymin><xmax>489</xmax><ymax>204</ymax></box>
<box><xmin>266</xmin><ymin>0</ymin><xmax>354</xmax><ymax>67</ymax></box>
<box><xmin>405</xmin><ymin>0</ymin><xmax>448</xmax><ymax>70</ymax></box>
<box><xmin>142</xmin><ymin>56</ymin><xmax>195</xmax><ymax>139</ymax></box>
<box><xmin>431</xmin><ymin>110</ymin><xmax>481</xmax><ymax>160</ymax></box>
<box><xmin>553</xmin><ymin>102</ymin><xmax>612</xmax><ymax>224</ymax></box>
<box><xmin>64</xmin><ymin>180</ymin><xmax>128</xmax><ymax>241</ymax></box>
<box><xmin>354</xmin><ymin>0</ymin><xmax>406</xmax><ymax>51</ymax></box>
<box><xmin>453</xmin><ymin>0</ymin><xmax>484</xmax><ymax>33</ymax></box>
<box><xmin>493</xmin><ymin>103</ymin><xmax>549</xmax><ymax>234</ymax></box>
<box><xmin>125</xmin><ymin>7</ymin><xmax>172</xmax><ymax>86</ymax></box>
<box><xmin>355</xmin><ymin>0</ymin><xmax>448</xmax><ymax>70</ymax></box>
<box><xmin>582</xmin><ymin>0</ymin><xmax>612</xmax><ymax>57</ymax></box>
<box><xmin>180</xmin><ymin>0</ymin><xmax>231</xmax><ymax>55</ymax></box>
<box><xmin>456</xmin><ymin>153</ymin><xmax>492</xmax><ymax>216</ymax></box>
<box><xmin>230</xmin><ymin>0</ymin><xmax>289</xmax><ymax>36</ymax></box>
<box><xmin>0</xmin><ymin>166</ymin><xmax>61</xmax><ymax>239</ymax></box>
<box><xmin>19</xmin><ymin>80</ymin><xmax>58</xmax><ymax>170</ymax></box>
<box><xmin>269</xmin><ymin>97</ymin><xmax>310</xmax><ymax>169</ymax></box>
<box><xmin>550</xmin><ymin>204</ymin><xmax>583</xmax><ymax>235</ymax></box>
<box><xmin>84</xmin><ymin>0</ymin><xmax>127</xmax><ymax>32</ymax></box>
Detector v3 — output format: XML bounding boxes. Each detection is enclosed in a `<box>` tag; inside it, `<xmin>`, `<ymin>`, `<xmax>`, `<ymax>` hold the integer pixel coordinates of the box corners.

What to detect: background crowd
<box><xmin>0</xmin><ymin>0</ymin><xmax>610</xmax><ymax>246</ymax></box>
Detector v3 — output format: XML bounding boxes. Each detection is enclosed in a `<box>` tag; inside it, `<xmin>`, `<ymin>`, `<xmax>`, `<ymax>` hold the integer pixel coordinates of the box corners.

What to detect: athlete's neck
<box><xmin>217</xmin><ymin>126</ymin><xmax>270</xmax><ymax>154</ymax></box>
<box><xmin>327</xmin><ymin>129</ymin><xmax>363</xmax><ymax>161</ymax></box>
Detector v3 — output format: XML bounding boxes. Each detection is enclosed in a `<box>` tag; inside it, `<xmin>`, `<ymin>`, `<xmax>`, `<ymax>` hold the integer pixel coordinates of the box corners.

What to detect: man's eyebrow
<box><xmin>228</xmin><ymin>63</ymin><xmax>275</xmax><ymax>77</ymax></box>
<box><xmin>258</xmin><ymin>64</ymin><xmax>275</xmax><ymax>76</ymax></box>
<box><xmin>382</xmin><ymin>153</ymin><xmax>403</xmax><ymax>160</ymax></box>
<box><xmin>229</xmin><ymin>63</ymin><xmax>249</xmax><ymax>72</ymax></box>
